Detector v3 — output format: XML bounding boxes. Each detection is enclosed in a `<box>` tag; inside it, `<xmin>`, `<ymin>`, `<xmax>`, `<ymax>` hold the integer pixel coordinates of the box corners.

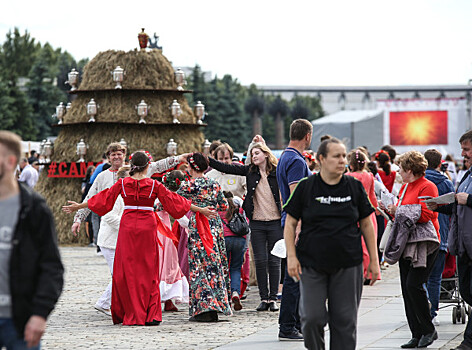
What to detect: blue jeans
<box><xmin>426</xmin><ymin>250</ymin><xmax>446</xmax><ymax>318</ymax></box>
<box><xmin>457</xmin><ymin>255</ymin><xmax>472</xmax><ymax>347</ymax></box>
<box><xmin>224</xmin><ymin>236</ymin><xmax>246</xmax><ymax>294</ymax></box>
<box><xmin>0</xmin><ymin>318</ymin><xmax>40</xmax><ymax>350</ymax></box>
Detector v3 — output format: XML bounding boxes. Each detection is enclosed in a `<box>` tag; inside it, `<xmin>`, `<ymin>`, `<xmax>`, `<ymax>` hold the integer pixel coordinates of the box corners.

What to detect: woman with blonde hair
<box><xmin>209</xmin><ymin>142</ymin><xmax>283</xmax><ymax>312</ymax></box>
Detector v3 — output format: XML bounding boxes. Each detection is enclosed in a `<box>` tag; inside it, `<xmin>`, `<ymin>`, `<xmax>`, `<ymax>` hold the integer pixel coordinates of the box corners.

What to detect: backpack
<box><xmin>225</xmin><ymin>211</ymin><xmax>250</xmax><ymax>237</ymax></box>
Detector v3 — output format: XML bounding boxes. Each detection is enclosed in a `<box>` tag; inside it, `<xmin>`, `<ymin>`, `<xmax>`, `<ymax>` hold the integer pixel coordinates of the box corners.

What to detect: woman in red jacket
<box><xmin>386</xmin><ymin>151</ymin><xmax>440</xmax><ymax>348</ymax></box>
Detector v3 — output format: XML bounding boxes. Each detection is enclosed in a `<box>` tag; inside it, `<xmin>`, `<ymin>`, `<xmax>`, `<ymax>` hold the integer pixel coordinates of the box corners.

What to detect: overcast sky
<box><xmin>2</xmin><ymin>0</ymin><xmax>472</xmax><ymax>87</ymax></box>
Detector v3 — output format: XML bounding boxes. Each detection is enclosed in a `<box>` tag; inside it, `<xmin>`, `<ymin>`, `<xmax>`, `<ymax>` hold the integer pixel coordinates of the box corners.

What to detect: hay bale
<box><xmin>64</xmin><ymin>91</ymin><xmax>196</xmax><ymax>124</ymax></box>
<box><xmin>79</xmin><ymin>50</ymin><xmax>177</xmax><ymax>90</ymax></box>
<box><xmin>35</xmin><ymin>172</ymin><xmax>88</xmax><ymax>245</ymax></box>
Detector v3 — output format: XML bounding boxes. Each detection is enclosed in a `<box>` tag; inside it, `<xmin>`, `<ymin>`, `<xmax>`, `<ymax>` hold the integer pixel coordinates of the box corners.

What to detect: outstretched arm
<box><xmin>147</xmin><ymin>155</ymin><xmax>184</xmax><ymax>177</ymax></box>
<box><xmin>208</xmin><ymin>157</ymin><xmax>248</xmax><ymax>176</ymax></box>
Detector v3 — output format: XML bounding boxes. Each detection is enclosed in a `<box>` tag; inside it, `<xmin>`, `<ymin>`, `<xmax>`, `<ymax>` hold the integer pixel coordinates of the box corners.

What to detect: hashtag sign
<box><xmin>48</xmin><ymin>162</ymin><xmax>58</xmax><ymax>177</ymax></box>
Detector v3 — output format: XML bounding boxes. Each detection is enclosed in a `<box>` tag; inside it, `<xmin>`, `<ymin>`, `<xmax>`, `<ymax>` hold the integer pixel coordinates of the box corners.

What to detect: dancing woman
<box><xmin>208</xmin><ymin>142</ymin><xmax>282</xmax><ymax>312</ymax></box>
<box><xmin>63</xmin><ymin>151</ymin><xmax>216</xmax><ymax>326</ymax></box>
<box><xmin>176</xmin><ymin>152</ymin><xmax>232</xmax><ymax>322</ymax></box>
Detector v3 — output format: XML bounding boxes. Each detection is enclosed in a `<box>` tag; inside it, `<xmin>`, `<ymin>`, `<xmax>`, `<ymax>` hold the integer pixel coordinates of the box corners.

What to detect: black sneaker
<box><xmin>278</xmin><ymin>330</ymin><xmax>304</xmax><ymax>341</ymax></box>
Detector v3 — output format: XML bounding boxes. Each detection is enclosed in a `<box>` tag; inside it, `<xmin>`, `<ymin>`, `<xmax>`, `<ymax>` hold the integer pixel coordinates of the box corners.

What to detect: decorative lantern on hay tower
<box><xmin>35</xmin><ymin>31</ymin><xmax>206</xmax><ymax>244</ymax></box>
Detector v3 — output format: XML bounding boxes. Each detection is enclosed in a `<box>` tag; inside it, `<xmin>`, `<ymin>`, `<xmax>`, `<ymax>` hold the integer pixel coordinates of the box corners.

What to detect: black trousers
<box><xmin>250</xmin><ymin>220</ymin><xmax>283</xmax><ymax>301</ymax></box>
<box><xmin>399</xmin><ymin>250</ymin><xmax>438</xmax><ymax>338</ymax></box>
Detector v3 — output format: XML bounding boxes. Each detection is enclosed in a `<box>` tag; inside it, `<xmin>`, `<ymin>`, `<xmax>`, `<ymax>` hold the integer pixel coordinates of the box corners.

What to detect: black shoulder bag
<box><xmin>225</xmin><ymin>211</ymin><xmax>250</xmax><ymax>237</ymax></box>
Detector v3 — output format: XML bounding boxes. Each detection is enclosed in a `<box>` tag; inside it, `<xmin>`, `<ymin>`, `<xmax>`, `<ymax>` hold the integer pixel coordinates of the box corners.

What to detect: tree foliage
<box><xmin>0</xmin><ymin>28</ymin><xmax>88</xmax><ymax>141</ymax></box>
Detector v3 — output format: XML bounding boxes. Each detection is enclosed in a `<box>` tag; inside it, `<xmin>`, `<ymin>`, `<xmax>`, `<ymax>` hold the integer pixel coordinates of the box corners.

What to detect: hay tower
<box><xmin>35</xmin><ymin>48</ymin><xmax>205</xmax><ymax>244</ymax></box>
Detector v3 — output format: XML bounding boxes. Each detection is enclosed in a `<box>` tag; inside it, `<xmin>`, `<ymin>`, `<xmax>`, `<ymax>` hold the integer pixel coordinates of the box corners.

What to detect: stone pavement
<box><xmin>42</xmin><ymin>247</ymin><xmax>467</xmax><ymax>349</ymax></box>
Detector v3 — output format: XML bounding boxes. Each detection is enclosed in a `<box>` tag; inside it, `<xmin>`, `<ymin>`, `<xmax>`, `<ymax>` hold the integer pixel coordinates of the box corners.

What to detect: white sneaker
<box><xmin>94</xmin><ymin>305</ymin><xmax>112</xmax><ymax>316</ymax></box>
<box><xmin>432</xmin><ymin>316</ymin><xmax>440</xmax><ymax>326</ymax></box>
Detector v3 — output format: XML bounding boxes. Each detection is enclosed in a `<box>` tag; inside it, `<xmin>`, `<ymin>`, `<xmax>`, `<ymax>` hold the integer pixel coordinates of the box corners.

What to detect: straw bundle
<box><xmin>64</xmin><ymin>91</ymin><xmax>196</xmax><ymax>124</ymax></box>
<box><xmin>79</xmin><ymin>50</ymin><xmax>177</xmax><ymax>90</ymax></box>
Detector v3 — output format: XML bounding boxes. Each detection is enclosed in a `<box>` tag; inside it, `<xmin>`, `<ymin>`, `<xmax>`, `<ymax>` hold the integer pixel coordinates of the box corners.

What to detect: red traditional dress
<box><xmin>88</xmin><ymin>177</ymin><xmax>190</xmax><ymax>325</ymax></box>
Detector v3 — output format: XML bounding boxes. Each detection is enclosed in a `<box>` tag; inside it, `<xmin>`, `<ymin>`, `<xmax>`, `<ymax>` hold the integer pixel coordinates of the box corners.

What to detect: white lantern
<box><xmin>166</xmin><ymin>139</ymin><xmax>177</xmax><ymax>156</ymax></box>
<box><xmin>86</xmin><ymin>99</ymin><xmax>99</xmax><ymax>122</ymax></box>
<box><xmin>112</xmin><ymin>66</ymin><xmax>125</xmax><ymax>89</ymax></box>
<box><xmin>76</xmin><ymin>139</ymin><xmax>87</xmax><ymax>162</ymax></box>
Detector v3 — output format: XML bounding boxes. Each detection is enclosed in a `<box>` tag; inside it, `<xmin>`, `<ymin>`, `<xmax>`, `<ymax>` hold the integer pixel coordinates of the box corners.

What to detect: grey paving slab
<box><xmin>42</xmin><ymin>248</ymin><xmax>468</xmax><ymax>349</ymax></box>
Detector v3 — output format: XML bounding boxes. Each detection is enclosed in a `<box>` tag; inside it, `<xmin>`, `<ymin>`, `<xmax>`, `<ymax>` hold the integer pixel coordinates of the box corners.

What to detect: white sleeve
<box><xmin>73</xmin><ymin>174</ymin><xmax>102</xmax><ymax>222</ymax></box>
<box><xmin>177</xmin><ymin>216</ymin><xmax>189</xmax><ymax>228</ymax></box>
<box><xmin>147</xmin><ymin>156</ymin><xmax>180</xmax><ymax>176</ymax></box>
<box><xmin>101</xmin><ymin>196</ymin><xmax>123</xmax><ymax>232</ymax></box>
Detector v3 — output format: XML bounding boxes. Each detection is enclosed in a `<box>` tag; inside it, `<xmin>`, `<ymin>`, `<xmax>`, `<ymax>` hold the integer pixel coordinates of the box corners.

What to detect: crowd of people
<box><xmin>1</xmin><ymin>124</ymin><xmax>472</xmax><ymax>350</ymax></box>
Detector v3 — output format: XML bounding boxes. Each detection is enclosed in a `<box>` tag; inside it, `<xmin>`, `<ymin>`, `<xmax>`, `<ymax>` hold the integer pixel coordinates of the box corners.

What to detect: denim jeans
<box><xmin>426</xmin><ymin>249</ymin><xmax>446</xmax><ymax>318</ymax></box>
<box><xmin>457</xmin><ymin>255</ymin><xmax>472</xmax><ymax>347</ymax></box>
<box><xmin>0</xmin><ymin>318</ymin><xmax>40</xmax><ymax>350</ymax></box>
<box><xmin>224</xmin><ymin>236</ymin><xmax>247</xmax><ymax>294</ymax></box>
<box><xmin>250</xmin><ymin>220</ymin><xmax>283</xmax><ymax>301</ymax></box>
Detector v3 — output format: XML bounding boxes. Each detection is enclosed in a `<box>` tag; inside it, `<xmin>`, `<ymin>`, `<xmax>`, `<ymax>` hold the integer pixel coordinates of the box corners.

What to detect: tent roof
<box><xmin>312</xmin><ymin>109</ymin><xmax>383</xmax><ymax>125</ymax></box>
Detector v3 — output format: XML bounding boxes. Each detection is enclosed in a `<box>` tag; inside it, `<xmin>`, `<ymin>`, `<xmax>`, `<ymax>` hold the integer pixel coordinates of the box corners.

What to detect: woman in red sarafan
<box><xmin>63</xmin><ymin>151</ymin><xmax>216</xmax><ymax>326</ymax></box>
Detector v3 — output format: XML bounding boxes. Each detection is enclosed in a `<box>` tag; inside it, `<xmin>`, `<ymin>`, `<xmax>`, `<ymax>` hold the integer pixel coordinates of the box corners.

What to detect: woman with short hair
<box><xmin>385</xmin><ymin>151</ymin><xmax>440</xmax><ymax>348</ymax></box>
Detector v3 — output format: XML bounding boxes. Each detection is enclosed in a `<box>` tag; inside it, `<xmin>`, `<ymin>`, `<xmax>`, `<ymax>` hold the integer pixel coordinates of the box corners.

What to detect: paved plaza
<box><xmin>42</xmin><ymin>247</ymin><xmax>467</xmax><ymax>349</ymax></box>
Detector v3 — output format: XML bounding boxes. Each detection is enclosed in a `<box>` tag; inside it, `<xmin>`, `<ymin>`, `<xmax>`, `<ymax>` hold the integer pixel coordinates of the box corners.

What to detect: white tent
<box><xmin>310</xmin><ymin>109</ymin><xmax>384</xmax><ymax>153</ymax></box>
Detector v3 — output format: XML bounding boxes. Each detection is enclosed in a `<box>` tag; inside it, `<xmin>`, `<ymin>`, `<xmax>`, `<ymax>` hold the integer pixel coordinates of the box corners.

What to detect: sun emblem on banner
<box><xmin>389</xmin><ymin>111</ymin><xmax>448</xmax><ymax>145</ymax></box>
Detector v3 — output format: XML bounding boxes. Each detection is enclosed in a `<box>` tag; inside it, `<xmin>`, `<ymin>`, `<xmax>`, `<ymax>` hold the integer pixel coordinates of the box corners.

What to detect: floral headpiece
<box><xmin>355</xmin><ymin>150</ymin><xmax>366</xmax><ymax>164</ymax></box>
<box><xmin>188</xmin><ymin>155</ymin><xmax>200</xmax><ymax>171</ymax></box>
<box><xmin>374</xmin><ymin>150</ymin><xmax>390</xmax><ymax>161</ymax></box>
<box><xmin>129</xmin><ymin>150</ymin><xmax>153</xmax><ymax>163</ymax></box>
<box><xmin>303</xmin><ymin>151</ymin><xmax>316</xmax><ymax>162</ymax></box>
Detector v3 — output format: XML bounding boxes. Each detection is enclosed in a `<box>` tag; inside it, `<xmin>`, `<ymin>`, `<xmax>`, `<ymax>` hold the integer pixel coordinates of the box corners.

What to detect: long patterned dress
<box><xmin>177</xmin><ymin>176</ymin><xmax>232</xmax><ymax>317</ymax></box>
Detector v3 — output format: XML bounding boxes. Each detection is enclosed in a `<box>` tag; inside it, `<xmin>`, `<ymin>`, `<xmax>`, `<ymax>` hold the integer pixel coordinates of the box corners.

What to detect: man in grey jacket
<box><xmin>426</xmin><ymin>130</ymin><xmax>472</xmax><ymax>350</ymax></box>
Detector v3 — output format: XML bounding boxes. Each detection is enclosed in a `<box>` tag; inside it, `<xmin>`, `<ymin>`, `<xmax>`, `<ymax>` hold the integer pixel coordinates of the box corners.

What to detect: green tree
<box><xmin>244</xmin><ymin>84</ymin><xmax>265</xmax><ymax>137</ymax></box>
<box><xmin>0</xmin><ymin>28</ymin><xmax>41</xmax><ymax>83</ymax></box>
<box><xmin>268</xmin><ymin>95</ymin><xmax>289</xmax><ymax>149</ymax></box>
<box><xmin>27</xmin><ymin>46</ymin><xmax>67</xmax><ymax>140</ymax></box>
<box><xmin>0</xmin><ymin>81</ymin><xmax>36</xmax><ymax>140</ymax></box>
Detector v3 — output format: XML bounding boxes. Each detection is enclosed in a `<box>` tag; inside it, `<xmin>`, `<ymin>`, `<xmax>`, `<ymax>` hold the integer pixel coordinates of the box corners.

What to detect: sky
<box><xmin>2</xmin><ymin>0</ymin><xmax>472</xmax><ymax>87</ymax></box>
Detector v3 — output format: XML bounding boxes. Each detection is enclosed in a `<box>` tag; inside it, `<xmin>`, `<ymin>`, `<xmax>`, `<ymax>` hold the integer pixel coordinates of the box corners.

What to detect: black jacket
<box><xmin>208</xmin><ymin>158</ymin><xmax>281</xmax><ymax>220</ymax></box>
<box><xmin>9</xmin><ymin>182</ymin><xmax>64</xmax><ymax>334</ymax></box>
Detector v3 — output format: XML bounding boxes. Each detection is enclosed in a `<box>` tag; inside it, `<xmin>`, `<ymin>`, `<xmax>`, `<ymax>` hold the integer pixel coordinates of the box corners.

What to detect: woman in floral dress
<box><xmin>177</xmin><ymin>152</ymin><xmax>232</xmax><ymax>322</ymax></box>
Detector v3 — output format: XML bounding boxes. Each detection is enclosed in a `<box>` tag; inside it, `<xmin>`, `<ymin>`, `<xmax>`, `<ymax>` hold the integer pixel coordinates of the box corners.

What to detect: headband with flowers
<box><xmin>355</xmin><ymin>150</ymin><xmax>366</xmax><ymax>164</ymax></box>
<box><xmin>303</xmin><ymin>151</ymin><xmax>316</xmax><ymax>163</ymax></box>
<box><xmin>188</xmin><ymin>155</ymin><xmax>201</xmax><ymax>171</ymax></box>
<box><xmin>129</xmin><ymin>150</ymin><xmax>153</xmax><ymax>163</ymax></box>
<box><xmin>162</xmin><ymin>172</ymin><xmax>187</xmax><ymax>189</ymax></box>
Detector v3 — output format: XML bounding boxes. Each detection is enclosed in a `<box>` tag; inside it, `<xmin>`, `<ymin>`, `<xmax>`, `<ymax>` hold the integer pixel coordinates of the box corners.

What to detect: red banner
<box><xmin>390</xmin><ymin>111</ymin><xmax>448</xmax><ymax>145</ymax></box>
<box><xmin>47</xmin><ymin>162</ymin><xmax>101</xmax><ymax>178</ymax></box>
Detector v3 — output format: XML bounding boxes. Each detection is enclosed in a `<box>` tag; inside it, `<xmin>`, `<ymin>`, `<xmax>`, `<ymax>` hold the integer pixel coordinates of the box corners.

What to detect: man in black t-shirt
<box><xmin>284</xmin><ymin>138</ymin><xmax>379</xmax><ymax>350</ymax></box>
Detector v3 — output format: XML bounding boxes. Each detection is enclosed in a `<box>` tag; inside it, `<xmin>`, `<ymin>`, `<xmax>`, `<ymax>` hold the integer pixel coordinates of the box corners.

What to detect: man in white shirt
<box><xmin>207</xmin><ymin>143</ymin><xmax>246</xmax><ymax>198</ymax></box>
<box><xmin>18</xmin><ymin>159</ymin><xmax>39</xmax><ymax>188</ymax></box>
